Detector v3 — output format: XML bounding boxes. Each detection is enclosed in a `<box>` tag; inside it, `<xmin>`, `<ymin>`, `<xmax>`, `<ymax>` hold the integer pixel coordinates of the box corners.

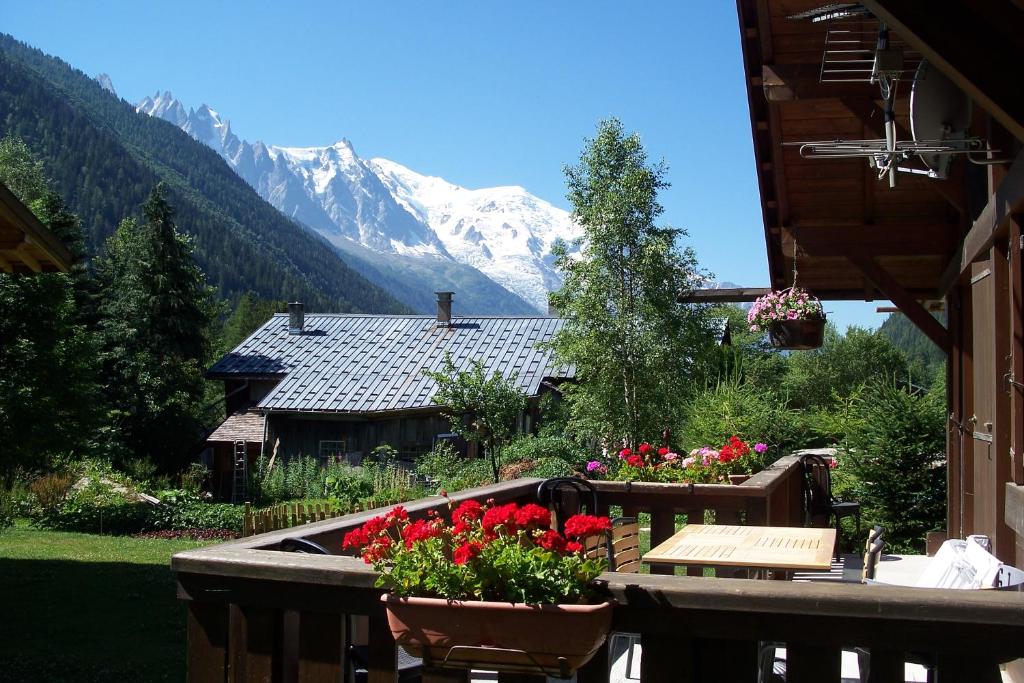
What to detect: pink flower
<box><xmin>586</xmin><ymin>460</ymin><xmax>603</xmax><ymax>472</ymax></box>
<box><xmin>754</xmin><ymin>442</ymin><xmax>768</xmax><ymax>454</ymax></box>
<box><xmin>681</xmin><ymin>456</ymin><xmax>696</xmax><ymax>467</ymax></box>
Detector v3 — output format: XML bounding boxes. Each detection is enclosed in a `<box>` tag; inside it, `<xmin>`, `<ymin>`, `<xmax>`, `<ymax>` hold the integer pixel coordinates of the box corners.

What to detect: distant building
<box><xmin>204</xmin><ymin>293</ymin><xmax>572</xmax><ymax>499</ymax></box>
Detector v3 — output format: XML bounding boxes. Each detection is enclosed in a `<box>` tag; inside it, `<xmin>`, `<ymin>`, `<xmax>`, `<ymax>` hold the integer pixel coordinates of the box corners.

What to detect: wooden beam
<box><xmin>15</xmin><ymin>243</ymin><xmax>41</xmax><ymax>273</ymax></box>
<box><xmin>847</xmin><ymin>251</ymin><xmax>950</xmax><ymax>351</ymax></box>
<box><xmin>0</xmin><ymin>252</ymin><xmax>11</xmax><ymax>273</ymax></box>
<box><xmin>861</xmin><ymin>0</ymin><xmax>1024</xmax><ymax>143</ymax></box>
<box><xmin>938</xmin><ymin>149</ymin><xmax>1024</xmax><ymax>293</ymax></box>
<box><xmin>839</xmin><ymin>96</ymin><xmax>911</xmax><ymax>143</ymax></box>
<box><xmin>678</xmin><ymin>288</ymin><xmax>771</xmax><ymax>304</ymax></box>
<box><xmin>786</xmin><ymin>224</ymin><xmax>956</xmax><ymax>258</ymax></box>
<box><xmin>762</xmin><ymin>64</ymin><xmax>876</xmax><ymax>102</ymax></box>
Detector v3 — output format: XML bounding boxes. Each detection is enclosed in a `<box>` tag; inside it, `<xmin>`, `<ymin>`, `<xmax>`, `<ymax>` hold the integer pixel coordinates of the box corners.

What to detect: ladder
<box><xmin>232</xmin><ymin>440</ymin><xmax>249</xmax><ymax>504</ymax></box>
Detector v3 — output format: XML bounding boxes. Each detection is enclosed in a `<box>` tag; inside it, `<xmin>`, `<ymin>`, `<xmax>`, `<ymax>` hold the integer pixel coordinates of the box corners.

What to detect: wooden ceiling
<box><xmin>0</xmin><ymin>181</ymin><xmax>72</xmax><ymax>274</ymax></box>
<box><xmin>736</xmin><ymin>0</ymin><xmax>972</xmax><ymax>305</ymax></box>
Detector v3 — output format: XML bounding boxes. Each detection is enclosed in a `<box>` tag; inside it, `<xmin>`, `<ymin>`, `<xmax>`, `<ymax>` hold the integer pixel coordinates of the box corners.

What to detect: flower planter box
<box><xmin>382</xmin><ymin>595</ymin><xmax>613</xmax><ymax>677</ymax></box>
<box><xmin>768</xmin><ymin>318</ymin><xmax>825</xmax><ymax>350</ymax></box>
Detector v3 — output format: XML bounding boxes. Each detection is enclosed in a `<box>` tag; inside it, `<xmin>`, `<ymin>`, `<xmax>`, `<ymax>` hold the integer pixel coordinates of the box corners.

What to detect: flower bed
<box><xmin>586</xmin><ymin>436</ymin><xmax>770</xmax><ymax>484</ymax></box>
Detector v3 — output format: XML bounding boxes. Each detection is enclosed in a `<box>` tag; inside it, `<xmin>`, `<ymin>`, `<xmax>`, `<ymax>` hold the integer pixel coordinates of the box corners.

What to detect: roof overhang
<box><xmin>734</xmin><ymin>0</ymin><xmax>1024</xmax><ymax>351</ymax></box>
<box><xmin>0</xmin><ymin>181</ymin><xmax>74</xmax><ymax>274</ymax></box>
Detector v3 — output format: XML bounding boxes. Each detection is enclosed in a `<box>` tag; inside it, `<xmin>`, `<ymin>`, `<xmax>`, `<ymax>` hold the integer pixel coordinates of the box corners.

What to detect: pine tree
<box><xmin>96</xmin><ymin>184</ymin><xmax>215</xmax><ymax>471</ymax></box>
<box><xmin>0</xmin><ymin>137</ymin><xmax>101</xmax><ymax>479</ymax></box>
<box><xmin>549</xmin><ymin>119</ymin><xmax>713</xmax><ymax>447</ymax></box>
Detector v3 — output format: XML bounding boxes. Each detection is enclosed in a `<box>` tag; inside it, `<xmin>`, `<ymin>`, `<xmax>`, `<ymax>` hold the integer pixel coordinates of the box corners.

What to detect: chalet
<box><xmin>204</xmin><ymin>293</ymin><xmax>572</xmax><ymax>498</ymax></box>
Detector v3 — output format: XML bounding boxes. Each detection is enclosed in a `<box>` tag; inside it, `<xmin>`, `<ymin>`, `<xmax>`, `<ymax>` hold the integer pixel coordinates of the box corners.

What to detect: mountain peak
<box><xmin>94</xmin><ymin>73</ymin><xmax>116</xmax><ymax>96</ymax></box>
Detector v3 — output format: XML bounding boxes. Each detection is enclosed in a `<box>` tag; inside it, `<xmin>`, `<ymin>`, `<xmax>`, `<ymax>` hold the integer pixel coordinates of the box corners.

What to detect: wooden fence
<box><xmin>242</xmin><ymin>501</ymin><xmax>346</xmax><ymax>537</ymax></box>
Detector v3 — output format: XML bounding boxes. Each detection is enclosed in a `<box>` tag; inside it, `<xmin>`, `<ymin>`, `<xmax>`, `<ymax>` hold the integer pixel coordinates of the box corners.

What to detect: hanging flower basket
<box><xmin>767</xmin><ymin>318</ymin><xmax>825</xmax><ymax>350</ymax></box>
<box><xmin>748</xmin><ymin>287</ymin><xmax>826</xmax><ymax>350</ymax></box>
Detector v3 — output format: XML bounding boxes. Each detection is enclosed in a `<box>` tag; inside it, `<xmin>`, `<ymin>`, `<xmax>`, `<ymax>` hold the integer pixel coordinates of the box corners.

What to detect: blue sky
<box><xmin>4</xmin><ymin>1</ymin><xmax>888</xmax><ymax>329</ymax></box>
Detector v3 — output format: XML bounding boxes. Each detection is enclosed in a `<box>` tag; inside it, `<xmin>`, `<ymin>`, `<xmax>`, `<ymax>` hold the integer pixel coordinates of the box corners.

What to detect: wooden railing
<box><xmin>173</xmin><ymin>458</ymin><xmax>1024</xmax><ymax>682</ymax></box>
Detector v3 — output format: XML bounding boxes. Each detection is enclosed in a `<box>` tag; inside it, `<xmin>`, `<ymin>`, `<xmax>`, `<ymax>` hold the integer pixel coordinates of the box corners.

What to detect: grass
<box><xmin>0</xmin><ymin>520</ymin><xmax>218</xmax><ymax>682</ymax></box>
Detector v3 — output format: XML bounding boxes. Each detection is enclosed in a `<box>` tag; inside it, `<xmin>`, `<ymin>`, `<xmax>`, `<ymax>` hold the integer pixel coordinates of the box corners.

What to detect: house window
<box><xmin>319</xmin><ymin>440</ymin><xmax>346</xmax><ymax>463</ymax></box>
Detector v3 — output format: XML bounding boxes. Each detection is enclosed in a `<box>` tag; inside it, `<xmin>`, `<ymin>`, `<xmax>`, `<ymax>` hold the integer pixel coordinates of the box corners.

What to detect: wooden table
<box><xmin>643</xmin><ymin>524</ymin><xmax>837</xmax><ymax>577</ymax></box>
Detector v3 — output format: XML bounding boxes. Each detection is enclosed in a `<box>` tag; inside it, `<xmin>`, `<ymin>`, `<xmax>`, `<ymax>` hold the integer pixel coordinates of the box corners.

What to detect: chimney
<box><xmin>435</xmin><ymin>291</ymin><xmax>453</xmax><ymax>327</ymax></box>
<box><xmin>287</xmin><ymin>302</ymin><xmax>304</xmax><ymax>335</ymax></box>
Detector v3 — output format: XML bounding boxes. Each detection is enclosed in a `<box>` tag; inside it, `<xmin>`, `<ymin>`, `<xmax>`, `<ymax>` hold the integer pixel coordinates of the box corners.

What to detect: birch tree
<box><xmin>549</xmin><ymin>119</ymin><xmax>712</xmax><ymax>447</ymax></box>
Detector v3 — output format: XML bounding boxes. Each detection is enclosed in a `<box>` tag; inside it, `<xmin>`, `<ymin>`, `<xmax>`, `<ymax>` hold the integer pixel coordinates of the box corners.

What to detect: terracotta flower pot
<box><xmin>381</xmin><ymin>594</ymin><xmax>613</xmax><ymax>676</ymax></box>
<box><xmin>768</xmin><ymin>318</ymin><xmax>825</xmax><ymax>350</ymax></box>
<box><xmin>728</xmin><ymin>474</ymin><xmax>750</xmax><ymax>485</ymax></box>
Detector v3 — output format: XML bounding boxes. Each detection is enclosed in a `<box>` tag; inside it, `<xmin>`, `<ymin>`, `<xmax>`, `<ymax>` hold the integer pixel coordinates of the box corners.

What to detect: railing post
<box><xmin>297</xmin><ymin>611</ymin><xmax>342</xmax><ymax>682</ymax></box>
<box><xmin>229</xmin><ymin>604</ymin><xmax>278</xmax><ymax>683</ymax></box>
<box><xmin>366</xmin><ymin>607</ymin><xmax>398</xmax><ymax>683</ymax></box>
<box><xmin>641</xmin><ymin>634</ymin><xmax>691</xmax><ymax>683</ymax></box>
<box><xmin>786</xmin><ymin>642</ymin><xmax>841</xmax><ymax>683</ymax></box>
<box><xmin>648</xmin><ymin>508</ymin><xmax>676</xmax><ymax>575</ymax></box>
<box><xmin>187</xmin><ymin>601</ymin><xmax>229</xmax><ymax>683</ymax></box>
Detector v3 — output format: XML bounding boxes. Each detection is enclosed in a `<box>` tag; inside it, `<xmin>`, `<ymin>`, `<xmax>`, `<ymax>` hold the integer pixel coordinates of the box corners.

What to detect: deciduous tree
<box><xmin>425</xmin><ymin>354</ymin><xmax>527</xmax><ymax>483</ymax></box>
<box><xmin>549</xmin><ymin>119</ymin><xmax>713</xmax><ymax>447</ymax></box>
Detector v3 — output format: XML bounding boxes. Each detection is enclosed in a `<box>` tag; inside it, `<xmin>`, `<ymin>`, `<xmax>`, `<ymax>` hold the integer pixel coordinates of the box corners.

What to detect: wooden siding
<box><xmin>267</xmin><ymin>412</ymin><xmax>457</xmax><ymax>463</ymax></box>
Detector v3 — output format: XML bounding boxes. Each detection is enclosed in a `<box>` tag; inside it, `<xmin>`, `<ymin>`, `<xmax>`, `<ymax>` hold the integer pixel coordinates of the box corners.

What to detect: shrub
<box><xmin>180</xmin><ymin>462</ymin><xmax>209</xmax><ymax>494</ymax></box>
<box><xmin>416</xmin><ymin>442</ymin><xmax>491</xmax><ymax>493</ymax></box>
<box><xmin>120</xmin><ymin>457</ymin><xmax>158</xmax><ymax>485</ymax></box>
<box><xmin>502</xmin><ymin>435</ymin><xmax>590</xmax><ymax>473</ymax></box>
<box><xmin>520</xmin><ymin>457</ymin><xmax>575</xmax><ymax>479</ymax></box>
<box><xmin>148</xmin><ymin>490</ymin><xmax>243</xmax><ymax>533</ymax></box>
<box><xmin>0</xmin><ymin>488</ymin><xmax>14</xmax><ymax>531</ymax></box>
<box><xmin>28</xmin><ymin>472</ymin><xmax>73</xmax><ymax>510</ymax></box>
<box><xmin>679</xmin><ymin>380</ymin><xmax>802</xmax><ymax>455</ymax></box>
<box><xmin>842</xmin><ymin>380</ymin><xmax>946</xmax><ymax>552</ymax></box>
<box><xmin>37</xmin><ymin>484</ymin><xmax>150</xmax><ymax>534</ymax></box>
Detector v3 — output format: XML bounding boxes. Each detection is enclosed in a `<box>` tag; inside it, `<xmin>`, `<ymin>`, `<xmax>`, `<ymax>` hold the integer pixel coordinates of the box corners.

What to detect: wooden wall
<box><xmin>266</xmin><ymin>412</ymin><xmax>457</xmax><ymax>463</ymax></box>
<box><xmin>949</xmin><ymin>226</ymin><xmax>1024</xmax><ymax>565</ymax></box>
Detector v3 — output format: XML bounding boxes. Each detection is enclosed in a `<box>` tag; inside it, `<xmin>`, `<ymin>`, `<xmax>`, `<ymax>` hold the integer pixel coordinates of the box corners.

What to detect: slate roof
<box><xmin>207</xmin><ymin>410</ymin><xmax>265</xmax><ymax>443</ymax></box>
<box><xmin>208</xmin><ymin>314</ymin><xmax>573</xmax><ymax>414</ymax></box>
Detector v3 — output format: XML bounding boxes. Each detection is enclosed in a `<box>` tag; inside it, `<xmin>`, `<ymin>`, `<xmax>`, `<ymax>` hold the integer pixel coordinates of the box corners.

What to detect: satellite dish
<box><xmin>910</xmin><ymin>60</ymin><xmax>971</xmax><ymax>178</ymax></box>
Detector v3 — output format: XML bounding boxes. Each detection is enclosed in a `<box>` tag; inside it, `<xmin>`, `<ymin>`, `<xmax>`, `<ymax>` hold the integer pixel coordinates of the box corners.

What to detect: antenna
<box><xmin>784</xmin><ymin>8</ymin><xmax>1006</xmax><ymax>187</ymax></box>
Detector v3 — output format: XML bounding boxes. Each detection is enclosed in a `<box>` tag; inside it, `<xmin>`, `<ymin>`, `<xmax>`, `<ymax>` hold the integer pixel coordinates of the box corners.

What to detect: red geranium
<box><xmin>564</xmin><ymin>514</ymin><xmax>612</xmax><ymax>539</ymax></box>
<box><xmin>452</xmin><ymin>499</ymin><xmax>483</xmax><ymax>523</ymax></box>
<box><xmin>343</xmin><ymin>500</ymin><xmax>610</xmax><ymax>604</ymax></box>
<box><xmin>535</xmin><ymin>529</ymin><xmax>567</xmax><ymax>553</ymax></box>
<box><xmin>342</xmin><ymin>526</ymin><xmax>369</xmax><ymax>550</ymax></box>
<box><xmin>514</xmin><ymin>503</ymin><xmax>552</xmax><ymax>530</ymax></box>
<box><xmin>453</xmin><ymin>541</ymin><xmax>483</xmax><ymax>565</ymax></box>
<box><xmin>401</xmin><ymin>518</ymin><xmax>443</xmax><ymax>549</ymax></box>
<box><xmin>658</xmin><ymin>446</ymin><xmax>670</xmax><ymax>456</ymax></box>
<box><xmin>619</xmin><ymin>447</ymin><xmax>632</xmax><ymax>458</ymax></box>
<box><xmin>626</xmin><ymin>455</ymin><xmax>643</xmax><ymax>468</ymax></box>
<box><xmin>481</xmin><ymin>503</ymin><xmax>519</xmax><ymax>535</ymax></box>
<box><xmin>638</xmin><ymin>443</ymin><xmax>652</xmax><ymax>454</ymax></box>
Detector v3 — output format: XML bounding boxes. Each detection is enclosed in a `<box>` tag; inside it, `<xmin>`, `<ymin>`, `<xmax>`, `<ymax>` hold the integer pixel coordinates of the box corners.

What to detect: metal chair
<box><xmin>536</xmin><ymin>477</ymin><xmax>599</xmax><ymax>533</ymax></box>
<box><xmin>278</xmin><ymin>537</ymin><xmax>423</xmax><ymax>683</ymax></box>
<box><xmin>800</xmin><ymin>454</ymin><xmax>860</xmax><ymax>554</ymax></box>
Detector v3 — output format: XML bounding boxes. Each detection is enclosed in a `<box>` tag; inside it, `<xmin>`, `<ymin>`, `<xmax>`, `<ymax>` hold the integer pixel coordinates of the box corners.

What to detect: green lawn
<box><xmin>0</xmin><ymin>520</ymin><xmax>218</xmax><ymax>683</ymax></box>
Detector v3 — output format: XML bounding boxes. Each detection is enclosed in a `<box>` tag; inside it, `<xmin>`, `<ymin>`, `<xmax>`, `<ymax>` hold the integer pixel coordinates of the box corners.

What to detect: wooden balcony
<box><xmin>172</xmin><ymin>457</ymin><xmax>1024</xmax><ymax>682</ymax></box>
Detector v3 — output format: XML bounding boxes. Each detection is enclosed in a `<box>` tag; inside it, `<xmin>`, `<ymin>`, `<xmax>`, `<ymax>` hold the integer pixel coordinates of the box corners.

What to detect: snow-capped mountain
<box><xmin>95</xmin><ymin>73</ymin><xmax>116</xmax><ymax>96</ymax></box>
<box><xmin>371</xmin><ymin>159</ymin><xmax>579</xmax><ymax>308</ymax></box>
<box><xmin>135</xmin><ymin>91</ymin><xmax>578</xmax><ymax>312</ymax></box>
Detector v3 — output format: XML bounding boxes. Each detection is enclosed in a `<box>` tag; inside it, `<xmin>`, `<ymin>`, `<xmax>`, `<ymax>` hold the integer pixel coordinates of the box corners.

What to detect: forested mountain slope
<box><xmin>0</xmin><ymin>35</ymin><xmax>406</xmax><ymax>313</ymax></box>
<box><xmin>879</xmin><ymin>311</ymin><xmax>946</xmax><ymax>381</ymax></box>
